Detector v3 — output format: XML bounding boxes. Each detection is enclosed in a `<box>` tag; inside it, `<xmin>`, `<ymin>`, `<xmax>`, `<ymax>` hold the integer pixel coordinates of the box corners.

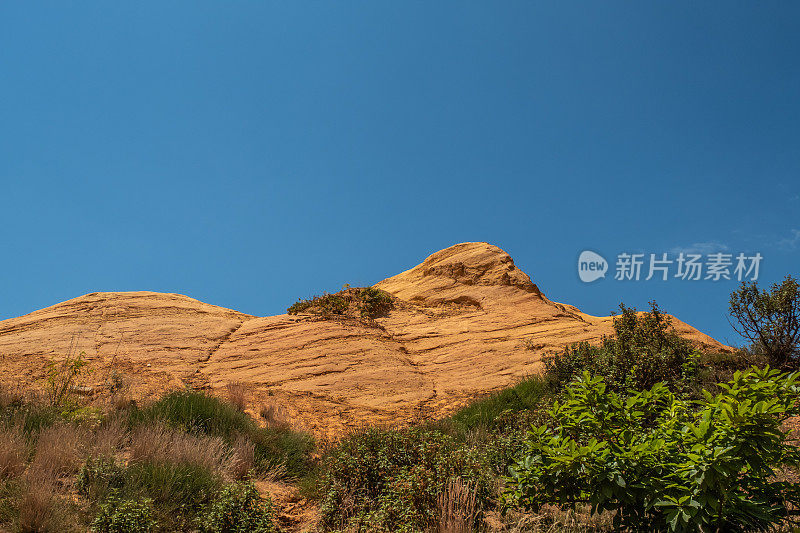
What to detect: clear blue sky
<box><xmin>1</xmin><ymin>2</ymin><xmax>798</xmax><ymax>345</ymax></box>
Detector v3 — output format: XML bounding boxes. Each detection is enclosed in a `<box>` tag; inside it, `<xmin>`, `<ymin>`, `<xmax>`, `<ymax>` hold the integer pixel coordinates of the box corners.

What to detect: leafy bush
<box><xmin>92</xmin><ymin>491</ymin><xmax>156</xmax><ymax>533</ymax></box>
<box><xmin>129</xmin><ymin>390</ymin><xmax>313</xmax><ymax>478</ymax></box>
<box><xmin>317</xmin><ymin>427</ymin><xmax>494</xmax><ymax>532</ymax></box>
<box><xmin>356</xmin><ymin>287</ymin><xmax>393</xmax><ymax>318</ymax></box>
<box><xmin>544</xmin><ymin>302</ymin><xmax>696</xmax><ymax>393</ymax></box>
<box><xmin>198</xmin><ymin>479</ymin><xmax>277</xmax><ymax>533</ymax></box>
<box><xmin>730</xmin><ymin>276</ymin><xmax>800</xmax><ymax>369</ymax></box>
<box><xmin>505</xmin><ymin>367</ymin><xmax>800</xmax><ymax>532</ymax></box>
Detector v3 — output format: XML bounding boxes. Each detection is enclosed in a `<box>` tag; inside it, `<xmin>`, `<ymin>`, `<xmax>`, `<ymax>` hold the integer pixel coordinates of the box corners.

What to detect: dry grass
<box><xmin>18</xmin><ymin>472</ymin><xmax>60</xmax><ymax>533</ymax></box>
<box><xmin>259</xmin><ymin>462</ymin><xmax>287</xmax><ymax>483</ymax></box>
<box><xmin>29</xmin><ymin>423</ymin><xmax>85</xmax><ymax>478</ymax></box>
<box><xmin>259</xmin><ymin>401</ymin><xmax>289</xmax><ymax>429</ymax></box>
<box><xmin>225</xmin><ymin>382</ymin><xmax>248</xmax><ymax>412</ymax></box>
<box><xmin>228</xmin><ymin>435</ymin><xmax>255</xmax><ymax>480</ymax></box>
<box><xmin>436</xmin><ymin>478</ymin><xmax>478</xmax><ymax>533</ymax></box>
<box><xmin>0</xmin><ymin>384</ymin><xmax>25</xmax><ymax>410</ymax></box>
<box><xmin>91</xmin><ymin>417</ymin><xmax>129</xmax><ymax>458</ymax></box>
<box><xmin>129</xmin><ymin>422</ymin><xmax>230</xmax><ymax>475</ymax></box>
<box><xmin>0</xmin><ymin>424</ymin><xmax>27</xmax><ymax>479</ymax></box>
<box><xmin>490</xmin><ymin>504</ymin><xmax>613</xmax><ymax>532</ymax></box>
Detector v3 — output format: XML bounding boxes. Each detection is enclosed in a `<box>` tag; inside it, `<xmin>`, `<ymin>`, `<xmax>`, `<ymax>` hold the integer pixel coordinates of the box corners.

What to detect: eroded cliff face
<box><xmin>0</xmin><ymin>242</ymin><xmax>728</xmax><ymax>437</ymax></box>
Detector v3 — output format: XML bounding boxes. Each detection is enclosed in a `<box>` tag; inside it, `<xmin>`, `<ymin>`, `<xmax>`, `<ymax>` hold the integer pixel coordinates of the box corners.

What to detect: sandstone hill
<box><xmin>0</xmin><ymin>242</ymin><xmax>728</xmax><ymax>437</ymax></box>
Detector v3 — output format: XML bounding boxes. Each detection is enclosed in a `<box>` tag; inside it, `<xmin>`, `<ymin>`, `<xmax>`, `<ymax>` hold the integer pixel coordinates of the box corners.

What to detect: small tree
<box><xmin>544</xmin><ymin>302</ymin><xmax>695</xmax><ymax>393</ymax></box>
<box><xmin>44</xmin><ymin>337</ymin><xmax>90</xmax><ymax>406</ymax></box>
<box><xmin>729</xmin><ymin>276</ymin><xmax>800</xmax><ymax>369</ymax></box>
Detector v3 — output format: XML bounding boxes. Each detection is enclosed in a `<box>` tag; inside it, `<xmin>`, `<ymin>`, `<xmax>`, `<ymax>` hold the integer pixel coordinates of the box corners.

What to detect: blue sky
<box><xmin>1</xmin><ymin>2</ymin><xmax>798</xmax><ymax>345</ymax></box>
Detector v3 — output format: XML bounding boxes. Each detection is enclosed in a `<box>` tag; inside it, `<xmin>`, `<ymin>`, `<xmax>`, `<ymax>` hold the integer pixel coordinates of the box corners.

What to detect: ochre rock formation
<box><xmin>0</xmin><ymin>242</ymin><xmax>728</xmax><ymax>437</ymax></box>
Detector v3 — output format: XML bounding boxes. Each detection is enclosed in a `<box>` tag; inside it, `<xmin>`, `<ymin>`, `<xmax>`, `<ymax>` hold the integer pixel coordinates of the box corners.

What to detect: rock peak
<box><xmin>375</xmin><ymin>242</ymin><xmax>542</xmax><ymax>304</ymax></box>
<box><xmin>419</xmin><ymin>242</ymin><xmax>538</xmax><ymax>292</ymax></box>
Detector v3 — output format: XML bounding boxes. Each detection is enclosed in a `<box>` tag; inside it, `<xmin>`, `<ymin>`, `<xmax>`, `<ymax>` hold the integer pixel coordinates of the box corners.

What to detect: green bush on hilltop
<box><xmin>356</xmin><ymin>287</ymin><xmax>393</xmax><ymax>318</ymax></box>
<box><xmin>286</xmin><ymin>286</ymin><xmax>393</xmax><ymax>319</ymax></box>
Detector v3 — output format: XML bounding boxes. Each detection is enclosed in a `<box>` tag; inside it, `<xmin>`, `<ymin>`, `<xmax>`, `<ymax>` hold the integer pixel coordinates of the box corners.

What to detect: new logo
<box><xmin>578</xmin><ymin>250</ymin><xmax>608</xmax><ymax>283</ymax></box>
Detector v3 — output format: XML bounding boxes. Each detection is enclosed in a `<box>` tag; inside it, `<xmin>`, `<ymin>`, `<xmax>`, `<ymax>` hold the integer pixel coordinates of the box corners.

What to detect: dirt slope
<box><xmin>0</xmin><ymin>242</ymin><xmax>728</xmax><ymax>437</ymax></box>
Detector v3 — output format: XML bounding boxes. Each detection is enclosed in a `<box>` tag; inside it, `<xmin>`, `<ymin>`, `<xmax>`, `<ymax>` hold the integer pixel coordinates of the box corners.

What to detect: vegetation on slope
<box><xmin>287</xmin><ymin>286</ymin><xmax>393</xmax><ymax>319</ymax></box>
<box><xmin>0</xmin><ymin>278</ymin><xmax>796</xmax><ymax>531</ymax></box>
<box><xmin>0</xmin><ymin>381</ymin><xmax>309</xmax><ymax>532</ymax></box>
<box><xmin>309</xmin><ymin>278</ymin><xmax>800</xmax><ymax>532</ymax></box>
<box><xmin>128</xmin><ymin>390</ymin><xmax>314</xmax><ymax>478</ymax></box>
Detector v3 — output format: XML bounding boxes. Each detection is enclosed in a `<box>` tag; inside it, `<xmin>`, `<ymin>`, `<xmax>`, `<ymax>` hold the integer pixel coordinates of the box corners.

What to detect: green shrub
<box><xmin>318</xmin><ymin>427</ymin><xmax>493</xmax><ymax>532</ymax></box>
<box><xmin>357</xmin><ymin>287</ymin><xmax>393</xmax><ymax>318</ymax></box>
<box><xmin>129</xmin><ymin>389</ymin><xmax>255</xmax><ymax>436</ymax></box>
<box><xmin>198</xmin><ymin>480</ymin><xmax>277</xmax><ymax>533</ymax></box>
<box><xmin>505</xmin><ymin>367</ymin><xmax>800</xmax><ymax>532</ymax></box>
<box><xmin>544</xmin><ymin>302</ymin><xmax>696</xmax><ymax>393</ymax></box>
<box><xmin>77</xmin><ymin>456</ymin><xmax>126</xmax><ymax>500</ymax></box>
<box><xmin>286</xmin><ymin>287</ymin><xmax>393</xmax><ymax>319</ymax></box>
<box><xmin>286</xmin><ymin>298</ymin><xmax>314</xmax><ymax>314</ymax></box>
<box><xmin>92</xmin><ymin>492</ymin><xmax>156</xmax><ymax>533</ymax></box>
<box><xmin>129</xmin><ymin>390</ymin><xmax>314</xmax><ymax>478</ymax></box>
<box><xmin>287</xmin><ymin>293</ymin><xmax>347</xmax><ymax>316</ymax></box>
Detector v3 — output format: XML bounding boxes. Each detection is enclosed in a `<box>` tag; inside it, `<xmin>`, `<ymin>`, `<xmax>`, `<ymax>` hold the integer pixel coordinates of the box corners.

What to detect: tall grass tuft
<box><xmin>29</xmin><ymin>422</ymin><xmax>86</xmax><ymax>478</ymax></box>
<box><xmin>129</xmin><ymin>423</ymin><xmax>230</xmax><ymax>477</ymax></box>
<box><xmin>0</xmin><ymin>424</ymin><xmax>26</xmax><ymax>479</ymax></box>
<box><xmin>18</xmin><ymin>470</ymin><xmax>75</xmax><ymax>533</ymax></box>
<box><xmin>437</xmin><ymin>478</ymin><xmax>478</xmax><ymax>533</ymax></box>
<box><xmin>225</xmin><ymin>382</ymin><xmax>249</xmax><ymax>412</ymax></box>
<box><xmin>129</xmin><ymin>390</ymin><xmax>313</xmax><ymax>478</ymax></box>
